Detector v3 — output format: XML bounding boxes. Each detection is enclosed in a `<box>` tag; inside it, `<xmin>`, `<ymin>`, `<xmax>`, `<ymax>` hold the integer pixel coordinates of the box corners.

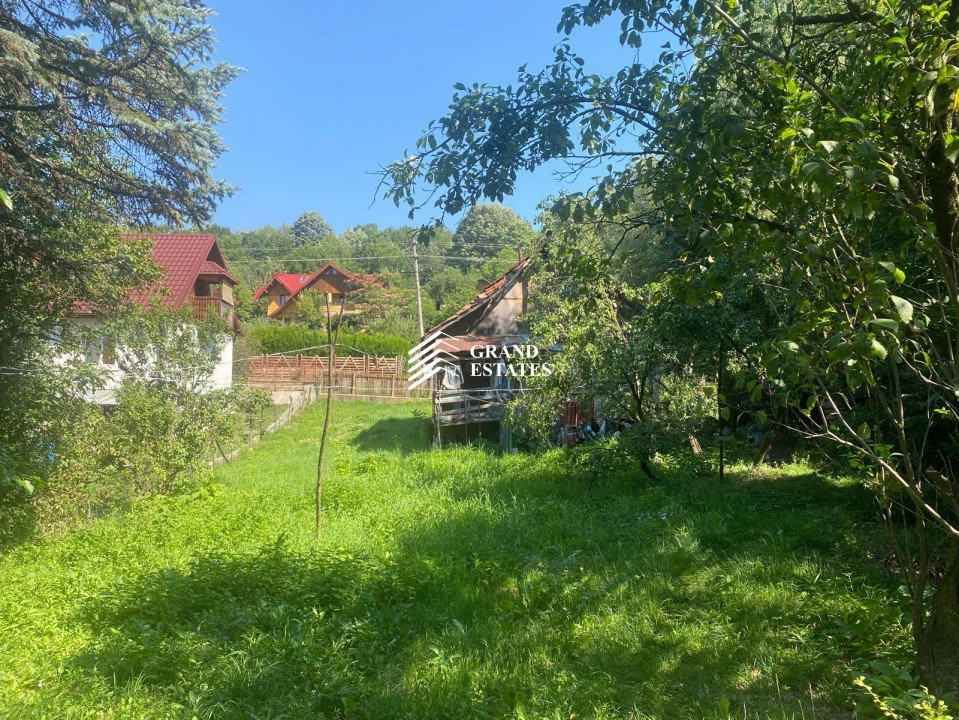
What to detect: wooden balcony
<box><xmin>192</xmin><ymin>296</ymin><xmax>232</xmax><ymax>321</ymax></box>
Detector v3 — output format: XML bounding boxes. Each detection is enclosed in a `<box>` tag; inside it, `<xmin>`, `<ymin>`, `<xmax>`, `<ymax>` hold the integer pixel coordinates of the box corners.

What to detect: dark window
<box><xmin>102</xmin><ymin>337</ymin><xmax>117</xmax><ymax>366</ymax></box>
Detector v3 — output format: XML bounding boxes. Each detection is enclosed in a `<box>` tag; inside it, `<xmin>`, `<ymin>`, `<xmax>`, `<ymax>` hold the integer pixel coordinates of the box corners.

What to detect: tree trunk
<box><xmin>754</xmin><ymin>429</ymin><xmax>796</xmax><ymax>466</ymax></box>
<box><xmin>316</xmin><ymin>293</ymin><xmax>345</xmax><ymax>536</ymax></box>
<box><xmin>918</xmin><ymin>538</ymin><xmax>959</xmax><ymax>696</ymax></box>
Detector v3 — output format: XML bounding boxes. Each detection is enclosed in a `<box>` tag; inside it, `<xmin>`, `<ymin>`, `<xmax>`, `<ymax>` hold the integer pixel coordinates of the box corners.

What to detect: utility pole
<box><xmin>412</xmin><ymin>234</ymin><xmax>425</xmax><ymax>338</ymax></box>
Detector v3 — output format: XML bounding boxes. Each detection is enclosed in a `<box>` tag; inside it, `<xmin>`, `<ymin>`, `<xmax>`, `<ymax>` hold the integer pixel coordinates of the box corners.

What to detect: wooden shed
<box><xmin>428</xmin><ymin>257</ymin><xmax>533</xmax><ymax>447</ymax></box>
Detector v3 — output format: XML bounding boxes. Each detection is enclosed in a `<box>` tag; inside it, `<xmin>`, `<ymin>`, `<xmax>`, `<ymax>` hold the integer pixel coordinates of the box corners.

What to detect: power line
<box><xmin>224</xmin><ymin>254</ymin><xmax>521</xmax><ymax>265</ymax></box>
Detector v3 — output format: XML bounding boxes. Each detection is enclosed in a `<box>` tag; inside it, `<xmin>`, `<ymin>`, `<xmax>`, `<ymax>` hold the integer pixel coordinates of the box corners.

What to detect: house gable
<box><xmin>255</xmin><ymin>263</ymin><xmax>376</xmax><ymax>319</ymax></box>
<box><xmin>430</xmin><ymin>257</ymin><xmax>531</xmax><ymax>339</ymax></box>
<box><xmin>131</xmin><ymin>234</ymin><xmax>237</xmax><ymax>309</ymax></box>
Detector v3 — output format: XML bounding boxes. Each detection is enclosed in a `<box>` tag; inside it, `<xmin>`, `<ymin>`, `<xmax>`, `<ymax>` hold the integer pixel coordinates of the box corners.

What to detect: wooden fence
<box><xmin>247</xmin><ymin>354</ymin><xmax>428</xmax><ymax>399</ymax></box>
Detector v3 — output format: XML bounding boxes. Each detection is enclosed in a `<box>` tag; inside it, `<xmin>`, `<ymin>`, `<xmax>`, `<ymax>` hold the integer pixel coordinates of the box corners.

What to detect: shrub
<box><xmin>247</xmin><ymin>324</ymin><xmax>410</xmax><ymax>357</ymax></box>
<box><xmin>853</xmin><ymin>662</ymin><xmax>959</xmax><ymax>719</ymax></box>
<box><xmin>3</xmin><ymin>305</ymin><xmax>264</xmax><ymax>540</ymax></box>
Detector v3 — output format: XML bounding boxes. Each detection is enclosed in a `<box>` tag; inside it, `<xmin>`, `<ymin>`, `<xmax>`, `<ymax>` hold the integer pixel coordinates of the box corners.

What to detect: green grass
<box><xmin>0</xmin><ymin>401</ymin><xmax>910</xmax><ymax>719</ymax></box>
<box><xmin>212</xmin><ymin>401</ymin><xmax>290</xmax><ymax>460</ymax></box>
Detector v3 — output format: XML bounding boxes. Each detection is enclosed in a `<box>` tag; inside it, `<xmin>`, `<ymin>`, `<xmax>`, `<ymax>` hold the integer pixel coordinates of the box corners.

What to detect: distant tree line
<box><xmin>193</xmin><ymin>205</ymin><xmax>536</xmax><ymax>341</ymax></box>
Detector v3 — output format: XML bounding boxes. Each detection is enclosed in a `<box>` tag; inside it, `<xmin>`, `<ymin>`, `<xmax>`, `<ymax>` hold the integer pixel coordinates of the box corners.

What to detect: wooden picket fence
<box><xmin>247</xmin><ymin>354</ymin><xmax>428</xmax><ymax>399</ymax></box>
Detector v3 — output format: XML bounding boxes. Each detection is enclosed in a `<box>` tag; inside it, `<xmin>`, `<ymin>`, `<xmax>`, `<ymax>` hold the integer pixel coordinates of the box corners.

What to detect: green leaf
<box><xmin>781</xmin><ymin>127</ymin><xmax>797</xmax><ymax>140</ymax></box>
<box><xmin>870</xmin><ymin>338</ymin><xmax>888</xmax><ymax>360</ymax></box>
<box><xmin>865</xmin><ymin>318</ymin><xmax>900</xmax><ymax>332</ymax></box>
<box><xmin>878</xmin><ymin>261</ymin><xmax>905</xmax><ymax>283</ymax></box>
<box><xmin>945</xmin><ymin>134</ymin><xmax>959</xmax><ymax>163</ymax></box>
<box><xmin>890</xmin><ymin>295</ymin><xmax>913</xmax><ymax>323</ymax></box>
<box><xmin>818</xmin><ymin>140</ymin><xmax>839</xmax><ymax>153</ymax></box>
<box><xmin>0</xmin><ymin>188</ymin><xmax>11</xmax><ymax>211</ymax></box>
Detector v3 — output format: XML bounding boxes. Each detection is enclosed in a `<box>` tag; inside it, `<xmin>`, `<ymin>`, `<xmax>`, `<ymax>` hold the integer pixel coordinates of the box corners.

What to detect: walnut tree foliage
<box><xmin>382</xmin><ymin>0</ymin><xmax>959</xmax><ymax>691</ymax></box>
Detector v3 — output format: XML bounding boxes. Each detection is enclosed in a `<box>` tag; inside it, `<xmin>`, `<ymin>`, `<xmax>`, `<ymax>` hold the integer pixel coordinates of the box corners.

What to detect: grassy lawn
<box><xmin>211</xmin><ymin>401</ymin><xmax>291</xmax><ymax>461</ymax></box>
<box><xmin>0</xmin><ymin>401</ymin><xmax>910</xmax><ymax>719</ymax></box>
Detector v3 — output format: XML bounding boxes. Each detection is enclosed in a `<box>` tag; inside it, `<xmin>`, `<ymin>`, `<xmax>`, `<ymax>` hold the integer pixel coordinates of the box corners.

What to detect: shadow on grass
<box><xmin>68</xmin><ymin>459</ymin><xmax>900</xmax><ymax>719</ymax></box>
<box><xmin>349</xmin><ymin>415</ymin><xmax>433</xmax><ymax>455</ymax></box>
<box><xmin>0</xmin><ymin>500</ymin><xmax>36</xmax><ymax>554</ymax></box>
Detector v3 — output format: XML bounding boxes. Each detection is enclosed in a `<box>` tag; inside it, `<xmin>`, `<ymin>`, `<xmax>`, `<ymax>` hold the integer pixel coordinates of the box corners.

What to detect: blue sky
<box><xmin>206</xmin><ymin>1</ymin><xmax>639</xmax><ymax>233</ymax></box>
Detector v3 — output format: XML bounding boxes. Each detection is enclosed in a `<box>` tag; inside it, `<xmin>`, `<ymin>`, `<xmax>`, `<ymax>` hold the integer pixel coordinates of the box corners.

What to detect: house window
<box><xmin>279</xmin><ymin>294</ymin><xmax>289</xmax><ymax>305</ymax></box>
<box><xmin>102</xmin><ymin>337</ymin><xmax>117</xmax><ymax>366</ymax></box>
<box><xmin>82</xmin><ymin>340</ymin><xmax>100</xmax><ymax>364</ymax></box>
<box><xmin>83</xmin><ymin>336</ymin><xmax>116</xmax><ymax>365</ymax></box>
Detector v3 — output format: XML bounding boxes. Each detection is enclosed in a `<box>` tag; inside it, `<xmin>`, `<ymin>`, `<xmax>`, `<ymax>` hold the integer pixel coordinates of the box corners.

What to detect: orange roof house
<box><xmin>253</xmin><ymin>262</ymin><xmax>379</xmax><ymax>321</ymax></box>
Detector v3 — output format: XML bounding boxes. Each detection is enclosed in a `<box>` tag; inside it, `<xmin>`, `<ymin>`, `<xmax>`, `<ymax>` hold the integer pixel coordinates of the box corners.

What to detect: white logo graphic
<box><xmin>407</xmin><ymin>331</ymin><xmax>459</xmax><ymax>389</ymax></box>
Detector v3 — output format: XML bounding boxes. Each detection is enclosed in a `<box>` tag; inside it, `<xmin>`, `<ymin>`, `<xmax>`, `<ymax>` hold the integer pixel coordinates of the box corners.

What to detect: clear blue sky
<box><xmin>206</xmin><ymin>1</ymin><xmax>639</xmax><ymax>233</ymax></box>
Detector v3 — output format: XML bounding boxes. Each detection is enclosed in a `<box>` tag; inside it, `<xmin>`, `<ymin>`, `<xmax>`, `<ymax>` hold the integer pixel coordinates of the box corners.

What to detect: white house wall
<box><xmin>55</xmin><ymin>319</ymin><xmax>234</xmax><ymax>404</ymax></box>
<box><xmin>210</xmin><ymin>338</ymin><xmax>233</xmax><ymax>390</ymax></box>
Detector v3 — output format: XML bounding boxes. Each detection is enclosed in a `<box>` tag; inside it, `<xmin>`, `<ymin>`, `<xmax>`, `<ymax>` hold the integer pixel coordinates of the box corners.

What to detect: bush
<box><xmin>247</xmin><ymin>324</ymin><xmax>410</xmax><ymax>357</ymax></box>
<box><xmin>27</xmin><ymin>383</ymin><xmax>275</xmax><ymax>537</ymax></box>
<box><xmin>853</xmin><ymin>662</ymin><xmax>959</xmax><ymax>719</ymax></box>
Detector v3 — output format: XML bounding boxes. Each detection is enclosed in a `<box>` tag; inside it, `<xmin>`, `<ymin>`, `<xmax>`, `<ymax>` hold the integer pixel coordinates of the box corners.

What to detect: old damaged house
<box><xmin>253</xmin><ymin>262</ymin><xmax>379</xmax><ymax>321</ymax></box>
<box><xmin>70</xmin><ymin>233</ymin><xmax>240</xmax><ymax>403</ymax></box>
<box><xmin>428</xmin><ymin>256</ymin><xmax>534</xmax><ymax>447</ymax></box>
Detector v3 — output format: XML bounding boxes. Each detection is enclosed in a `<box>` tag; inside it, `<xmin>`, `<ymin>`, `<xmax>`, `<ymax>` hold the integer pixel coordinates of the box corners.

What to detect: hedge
<box><xmin>247</xmin><ymin>324</ymin><xmax>411</xmax><ymax>358</ymax></box>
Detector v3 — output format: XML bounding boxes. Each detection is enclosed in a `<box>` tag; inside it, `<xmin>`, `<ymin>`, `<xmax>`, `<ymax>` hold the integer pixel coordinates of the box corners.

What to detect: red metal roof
<box><xmin>74</xmin><ymin>233</ymin><xmax>237</xmax><ymax>315</ymax></box>
<box><xmin>130</xmin><ymin>233</ymin><xmax>235</xmax><ymax>309</ymax></box>
<box><xmin>253</xmin><ymin>272</ymin><xmax>315</xmax><ymax>300</ymax></box>
<box><xmin>253</xmin><ymin>263</ymin><xmax>382</xmax><ymax>313</ymax></box>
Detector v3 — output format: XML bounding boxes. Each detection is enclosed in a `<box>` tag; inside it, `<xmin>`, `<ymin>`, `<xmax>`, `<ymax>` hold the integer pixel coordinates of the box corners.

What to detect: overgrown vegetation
<box><xmin>0</xmin><ymin>305</ymin><xmax>270</xmax><ymax>546</ymax></box>
<box><xmin>382</xmin><ymin>0</ymin><xmax>959</xmax><ymax>693</ymax></box>
<box><xmin>0</xmin><ymin>1</ymin><xmax>236</xmax><ymax>513</ymax></box>
<box><xmin>0</xmin><ymin>401</ymin><xmax>932</xmax><ymax>719</ymax></box>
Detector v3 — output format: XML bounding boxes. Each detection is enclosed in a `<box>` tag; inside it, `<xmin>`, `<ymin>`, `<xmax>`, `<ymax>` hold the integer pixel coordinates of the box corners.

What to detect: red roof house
<box><xmin>74</xmin><ymin>233</ymin><xmax>240</xmax><ymax>328</ymax></box>
<box><xmin>253</xmin><ymin>262</ymin><xmax>379</xmax><ymax>321</ymax></box>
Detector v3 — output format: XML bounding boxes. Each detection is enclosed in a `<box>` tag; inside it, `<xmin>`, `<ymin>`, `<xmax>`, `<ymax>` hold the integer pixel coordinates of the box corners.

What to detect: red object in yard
<box><xmin>560</xmin><ymin>401</ymin><xmax>580</xmax><ymax>426</ymax></box>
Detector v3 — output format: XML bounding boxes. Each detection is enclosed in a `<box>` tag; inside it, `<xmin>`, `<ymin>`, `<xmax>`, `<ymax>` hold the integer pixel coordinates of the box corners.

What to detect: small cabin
<box><xmin>428</xmin><ymin>257</ymin><xmax>532</xmax><ymax>447</ymax></box>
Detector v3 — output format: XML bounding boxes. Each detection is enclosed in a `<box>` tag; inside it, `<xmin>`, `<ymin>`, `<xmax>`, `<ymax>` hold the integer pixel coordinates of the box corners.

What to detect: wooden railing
<box><xmin>192</xmin><ymin>296</ymin><xmax>228</xmax><ymax>319</ymax></box>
